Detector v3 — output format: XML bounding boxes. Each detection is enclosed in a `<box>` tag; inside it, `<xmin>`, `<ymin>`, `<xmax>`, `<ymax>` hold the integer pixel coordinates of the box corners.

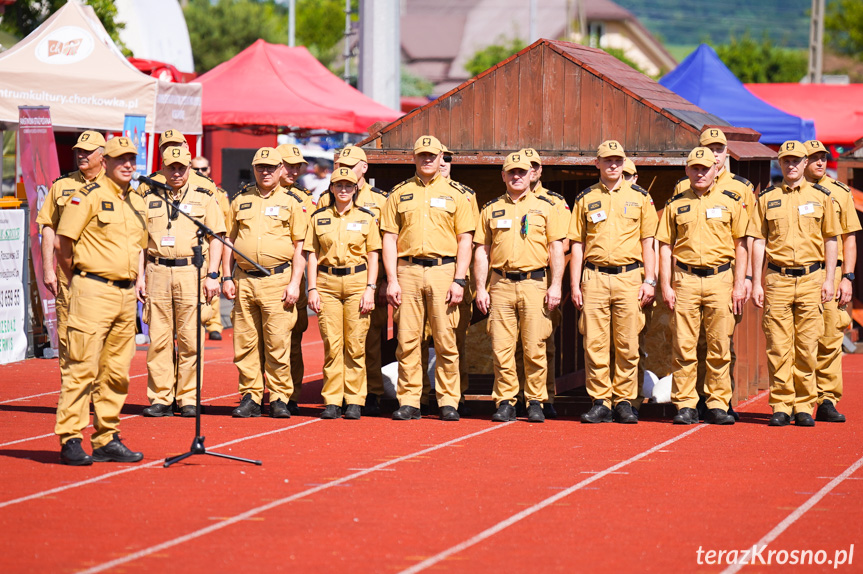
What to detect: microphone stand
<box><xmin>143</xmin><ymin>177</ymin><xmax>267</xmax><ymax>468</ymax></box>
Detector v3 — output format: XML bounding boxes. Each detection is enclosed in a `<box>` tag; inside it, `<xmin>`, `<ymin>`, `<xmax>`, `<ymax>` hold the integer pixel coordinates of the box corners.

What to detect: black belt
<box><xmin>319</xmin><ymin>263</ymin><xmax>367</xmax><ymax>276</ymax></box>
<box><xmin>767</xmin><ymin>261</ymin><xmax>823</xmax><ymax>277</ymax></box>
<box><xmin>676</xmin><ymin>261</ymin><xmax>732</xmax><ymax>277</ymax></box>
<box><xmin>147</xmin><ymin>254</ymin><xmax>191</xmax><ymax>267</ymax></box>
<box><xmin>585</xmin><ymin>261</ymin><xmax>642</xmax><ymax>274</ymax></box>
<box><xmin>493</xmin><ymin>268</ymin><xmax>547</xmax><ymax>281</ymax></box>
<box><xmin>73</xmin><ymin>268</ymin><xmax>133</xmax><ymax>289</ymax></box>
<box><xmin>240</xmin><ymin>260</ymin><xmax>292</xmax><ymax>278</ymax></box>
<box><xmin>399</xmin><ymin>256</ymin><xmax>456</xmax><ymax>267</ymax></box>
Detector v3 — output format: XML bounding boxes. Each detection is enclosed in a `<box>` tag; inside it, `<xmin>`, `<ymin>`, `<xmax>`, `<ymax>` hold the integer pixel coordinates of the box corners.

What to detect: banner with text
<box><xmin>18</xmin><ymin>106</ymin><xmax>61</xmax><ymax>351</ymax></box>
<box><xmin>0</xmin><ymin>210</ymin><xmax>28</xmax><ymax>363</ymax></box>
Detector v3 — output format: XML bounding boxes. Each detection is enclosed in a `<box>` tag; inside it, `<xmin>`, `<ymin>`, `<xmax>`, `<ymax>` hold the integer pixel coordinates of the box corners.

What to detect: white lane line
<box><xmin>398</xmin><ymin>425</ymin><xmax>706</xmax><ymax>574</ymax></box>
<box><xmin>721</xmin><ymin>454</ymin><xmax>863</xmax><ymax>574</ymax></box>
<box><xmin>0</xmin><ymin>370</ymin><xmax>323</xmax><ymax>449</ymax></box>
<box><xmin>0</xmin><ymin>418</ymin><xmax>324</xmax><ymax>510</ymax></box>
<box><xmin>75</xmin><ymin>422</ymin><xmax>515</xmax><ymax>574</ymax></box>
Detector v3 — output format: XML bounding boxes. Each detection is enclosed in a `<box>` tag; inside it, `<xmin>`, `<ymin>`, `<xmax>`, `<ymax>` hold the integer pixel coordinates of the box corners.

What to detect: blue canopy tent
<box><xmin>659</xmin><ymin>44</ymin><xmax>815</xmax><ymax>144</ymax></box>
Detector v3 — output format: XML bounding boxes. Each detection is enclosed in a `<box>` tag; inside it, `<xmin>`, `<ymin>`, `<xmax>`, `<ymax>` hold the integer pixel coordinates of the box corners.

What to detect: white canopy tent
<box><xmin>0</xmin><ymin>0</ymin><xmax>201</xmax><ymax>136</ymax></box>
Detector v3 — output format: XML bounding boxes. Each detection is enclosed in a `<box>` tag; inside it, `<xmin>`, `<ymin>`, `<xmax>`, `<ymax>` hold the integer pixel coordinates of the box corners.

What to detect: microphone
<box><xmin>132</xmin><ymin>173</ymin><xmax>172</xmax><ymax>190</ymax></box>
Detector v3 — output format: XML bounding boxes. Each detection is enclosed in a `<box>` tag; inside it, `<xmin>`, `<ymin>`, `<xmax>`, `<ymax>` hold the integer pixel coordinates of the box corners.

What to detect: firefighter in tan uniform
<box><xmin>277</xmin><ymin>143</ymin><xmax>313</xmax><ymax>414</ymax></box>
<box><xmin>222</xmin><ymin>147</ymin><xmax>308</xmax><ymax>419</ymax></box>
<box><xmin>139</xmin><ymin>147</ymin><xmax>226</xmax><ymax>417</ymax></box>
<box><xmin>329</xmin><ymin>145</ymin><xmax>390</xmax><ymax>415</ymax></box>
<box><xmin>475</xmin><ymin>152</ymin><xmax>566</xmax><ymax>423</ymax></box>
<box><xmin>749</xmin><ymin>140</ymin><xmax>840</xmax><ymax>427</ymax></box>
<box><xmin>804</xmin><ymin>139</ymin><xmax>861</xmax><ymax>422</ymax></box>
<box><xmin>657</xmin><ymin>148</ymin><xmax>749</xmax><ymax>425</ymax></box>
<box><xmin>191</xmin><ymin>155</ymin><xmax>230</xmax><ymax>341</ymax></box>
<box><xmin>569</xmin><ymin>140</ymin><xmax>658</xmax><ymax>424</ymax></box>
<box><xmin>381</xmin><ymin>135</ymin><xmax>476</xmax><ymax>421</ymax></box>
<box><xmin>38</xmin><ymin>130</ymin><xmax>106</xmax><ymax>368</ymax></box>
<box><xmin>305</xmin><ymin>167</ymin><xmax>381</xmax><ymax>419</ymax></box>
<box><xmin>54</xmin><ymin>137</ymin><xmax>147</xmax><ymax>465</ymax></box>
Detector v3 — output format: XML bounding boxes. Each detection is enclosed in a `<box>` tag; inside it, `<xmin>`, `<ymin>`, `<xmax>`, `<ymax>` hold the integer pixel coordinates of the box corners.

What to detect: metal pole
<box><xmin>288</xmin><ymin>0</ymin><xmax>295</xmax><ymax>47</ymax></box>
<box><xmin>807</xmin><ymin>0</ymin><xmax>825</xmax><ymax>83</ymax></box>
<box><xmin>529</xmin><ymin>0</ymin><xmax>537</xmax><ymax>43</ymax></box>
<box><xmin>343</xmin><ymin>0</ymin><xmax>352</xmax><ymax>84</ymax></box>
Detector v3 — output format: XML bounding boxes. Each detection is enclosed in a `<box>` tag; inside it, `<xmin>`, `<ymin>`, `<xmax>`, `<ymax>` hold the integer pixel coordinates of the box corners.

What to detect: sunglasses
<box><xmin>443</xmin><ymin>155</ymin><xmax>452</xmax><ymax>163</ymax></box>
<box><xmin>521</xmin><ymin>214</ymin><xmax>528</xmax><ymax>236</ymax></box>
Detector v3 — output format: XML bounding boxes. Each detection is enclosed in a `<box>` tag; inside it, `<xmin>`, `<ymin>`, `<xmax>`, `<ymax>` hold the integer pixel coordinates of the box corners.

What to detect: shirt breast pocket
<box><xmin>234</xmin><ymin>208</ymin><xmax>255</xmax><ymax>231</ymax></box>
<box><xmin>765</xmin><ymin>209</ymin><xmax>788</xmax><ymax>239</ymax></box>
<box><xmin>96</xmin><ymin>209</ymin><xmax>123</xmax><ymax>226</ymax></box>
<box><xmin>397</xmin><ymin>200</ymin><xmax>417</xmax><ymax>226</ymax></box>
<box><xmin>528</xmin><ymin>213</ymin><xmax>548</xmax><ymax>240</ymax></box>
<box><xmin>430</xmin><ymin>198</ymin><xmax>456</xmax><ymax>226</ymax></box>
<box><xmin>802</xmin><ymin>204</ymin><xmax>824</xmax><ymax>234</ymax></box>
<box><xmin>189</xmin><ymin>206</ymin><xmax>206</xmax><ymax>220</ymax></box>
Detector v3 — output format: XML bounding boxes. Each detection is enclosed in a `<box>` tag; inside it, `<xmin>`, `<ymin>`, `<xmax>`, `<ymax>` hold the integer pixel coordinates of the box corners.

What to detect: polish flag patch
<box><xmin>70</xmin><ymin>196</ymin><xmax>81</xmax><ymax>205</ymax></box>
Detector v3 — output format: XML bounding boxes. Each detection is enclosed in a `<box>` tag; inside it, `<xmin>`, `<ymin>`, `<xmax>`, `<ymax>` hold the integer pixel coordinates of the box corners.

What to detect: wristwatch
<box><xmin>207</xmin><ymin>271</ymin><xmax>219</xmax><ymax>280</ymax></box>
<box><xmin>221</xmin><ymin>275</ymin><xmax>233</xmax><ymax>283</ymax></box>
<box><xmin>452</xmin><ymin>278</ymin><xmax>467</xmax><ymax>288</ymax></box>
<box><xmin>643</xmin><ymin>278</ymin><xmax>657</xmax><ymax>287</ymax></box>
<box><xmin>367</xmin><ymin>283</ymin><xmax>377</xmax><ymax>290</ymax></box>
<box><xmin>843</xmin><ymin>272</ymin><xmax>855</xmax><ymax>281</ymax></box>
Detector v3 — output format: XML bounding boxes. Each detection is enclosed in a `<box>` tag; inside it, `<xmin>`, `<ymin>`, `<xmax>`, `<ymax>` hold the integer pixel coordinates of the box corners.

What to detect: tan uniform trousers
<box><xmin>289</xmin><ymin>282</ymin><xmax>309</xmax><ymax>402</ymax></box>
<box><xmin>696</xmin><ymin>313</ymin><xmax>742</xmax><ymax>399</ymax></box>
<box><xmin>365</xmin><ymin>301</ymin><xmax>388</xmax><ymax>397</ymax></box>
<box><xmin>317</xmin><ymin>271</ymin><xmax>371</xmax><ymax>406</ymax></box>
<box><xmin>394</xmin><ymin>260</ymin><xmax>461</xmax><ymax>409</ymax></box>
<box><xmin>763</xmin><ymin>269</ymin><xmax>824</xmax><ymax>416</ymax></box>
<box><xmin>489</xmin><ymin>275</ymin><xmax>552</xmax><ymax>406</ymax></box>
<box><xmin>816</xmin><ymin>271</ymin><xmax>851</xmax><ymax>405</ymax></box>
<box><xmin>516</xmin><ymin>306</ymin><xmax>560</xmax><ymax>403</ymax></box>
<box><xmin>145</xmin><ymin>263</ymin><xmax>202</xmax><ymax>408</ymax></box>
<box><xmin>420</xmin><ymin>295</ymin><xmax>471</xmax><ymax>404</ymax></box>
<box><xmin>580</xmin><ymin>266</ymin><xmax>645</xmax><ymax>406</ymax></box>
<box><xmin>56</xmin><ymin>271</ymin><xmax>70</xmax><ymax>365</ymax></box>
<box><xmin>671</xmin><ymin>268</ymin><xmax>735</xmax><ymax>410</ymax></box>
<box><xmin>55</xmin><ymin>275</ymin><xmax>137</xmax><ymax>448</ymax></box>
<box><xmin>232</xmin><ymin>268</ymin><xmax>297</xmax><ymax>404</ymax></box>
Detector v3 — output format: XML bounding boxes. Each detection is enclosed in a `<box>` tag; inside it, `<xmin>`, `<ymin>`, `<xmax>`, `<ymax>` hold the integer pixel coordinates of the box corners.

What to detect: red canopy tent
<box><xmin>197</xmin><ymin>39</ymin><xmax>401</xmax><ymax>133</ymax></box>
<box><xmin>745</xmin><ymin>83</ymin><xmax>863</xmax><ymax>146</ymax></box>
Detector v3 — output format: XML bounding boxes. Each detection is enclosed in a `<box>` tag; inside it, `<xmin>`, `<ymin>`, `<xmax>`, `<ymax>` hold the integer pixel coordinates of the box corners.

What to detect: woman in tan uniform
<box><xmin>305</xmin><ymin>167</ymin><xmax>381</xmax><ymax>419</ymax></box>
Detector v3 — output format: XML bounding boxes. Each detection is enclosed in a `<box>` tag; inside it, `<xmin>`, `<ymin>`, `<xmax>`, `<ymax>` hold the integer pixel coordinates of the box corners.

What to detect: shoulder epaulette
<box><xmin>732</xmin><ymin>174</ymin><xmax>753</xmax><ymax>188</ymax></box>
<box><xmin>218</xmin><ymin>186</ymin><xmax>229</xmax><ymax>195</ymax></box>
<box><xmin>291</xmin><ymin>182</ymin><xmax>308</xmax><ymax>193</ymax></box>
<box><xmin>371</xmin><ymin>186</ymin><xmax>388</xmax><ymax>197</ymax></box>
<box><xmin>631</xmin><ymin>183</ymin><xmax>648</xmax><ymax>196</ymax></box>
<box><xmin>240</xmin><ymin>182</ymin><xmax>256</xmax><ymax>194</ymax></box>
<box><xmin>813</xmin><ymin>183</ymin><xmax>831</xmax><ymax>196</ymax></box>
<box><xmin>195</xmin><ymin>186</ymin><xmax>213</xmax><ymax>196</ymax></box>
<box><xmin>575</xmin><ymin>185</ymin><xmax>594</xmax><ymax>202</ymax></box>
<box><xmin>481</xmin><ymin>197</ymin><xmax>501</xmax><ymax>211</ymax></box>
<box><xmin>286</xmin><ymin>190</ymin><xmax>303</xmax><ymax>204</ymax></box>
<box><xmin>144</xmin><ymin>188</ymin><xmax>160</xmax><ymax>197</ymax></box>
<box><xmin>358</xmin><ymin>206</ymin><xmax>375</xmax><ymax>218</ymax></box>
<box><xmin>199</xmin><ymin>173</ymin><xmax>214</xmax><ymax>183</ymax></box>
<box><xmin>537</xmin><ymin>195</ymin><xmax>554</xmax><ymax>206</ymax></box>
<box><xmin>676</xmin><ymin>177</ymin><xmax>686</xmax><ymax>185</ymax></box>
<box><xmin>311</xmin><ymin>206</ymin><xmax>329</xmax><ymax>217</ymax></box>
<box><xmin>79</xmin><ymin>182</ymin><xmax>100</xmax><ymax>196</ymax></box>
<box><xmin>547</xmin><ymin>190</ymin><xmax>565</xmax><ymax>201</ymax></box>
<box><xmin>666</xmin><ymin>192</ymin><xmax>685</xmax><ymax>205</ymax></box>
<box><xmin>758</xmin><ymin>185</ymin><xmax>776</xmax><ymax>197</ymax></box>
<box><xmin>148</xmin><ymin>171</ymin><xmax>159</xmax><ymax>178</ymax></box>
<box><xmin>722</xmin><ymin>190</ymin><xmax>741</xmax><ymax>202</ymax></box>
<box><xmin>52</xmin><ymin>171</ymin><xmax>75</xmax><ymax>185</ymax></box>
<box><xmin>832</xmin><ymin>179</ymin><xmax>851</xmax><ymax>192</ymax></box>
<box><xmin>449</xmin><ymin>180</ymin><xmax>475</xmax><ymax>195</ymax></box>
<box><xmin>390</xmin><ymin>179</ymin><xmax>410</xmax><ymax>195</ymax></box>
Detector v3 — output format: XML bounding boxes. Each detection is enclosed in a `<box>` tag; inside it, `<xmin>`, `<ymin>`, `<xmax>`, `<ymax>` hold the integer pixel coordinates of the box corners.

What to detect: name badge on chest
<box><xmin>430</xmin><ymin>197</ymin><xmax>447</xmax><ymax>209</ymax></box>
<box><xmin>346</xmin><ymin>222</ymin><xmax>362</xmax><ymax>231</ymax></box>
<box><xmin>798</xmin><ymin>203</ymin><xmax>815</xmax><ymax>215</ymax></box>
<box><xmin>590</xmin><ymin>210</ymin><xmax>607</xmax><ymax>223</ymax></box>
<box><xmin>179</xmin><ymin>203</ymin><xmax>193</xmax><ymax>214</ymax></box>
<box><xmin>706</xmin><ymin>208</ymin><xmax>722</xmax><ymax>219</ymax></box>
<box><xmin>496</xmin><ymin>219</ymin><xmax>512</xmax><ymax>229</ymax></box>
<box><xmin>161</xmin><ymin>236</ymin><xmax>176</xmax><ymax>247</ymax></box>
<box><xmin>265</xmin><ymin>205</ymin><xmax>280</xmax><ymax>217</ymax></box>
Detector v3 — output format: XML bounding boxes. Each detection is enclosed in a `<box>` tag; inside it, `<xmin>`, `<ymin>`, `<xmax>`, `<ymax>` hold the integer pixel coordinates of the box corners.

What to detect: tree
<box><xmin>713</xmin><ymin>33</ymin><xmax>807</xmax><ymax>83</ymax></box>
<box><xmin>0</xmin><ymin>0</ymin><xmax>128</xmax><ymax>53</ymax></box>
<box><xmin>401</xmin><ymin>66</ymin><xmax>434</xmax><ymax>97</ymax></box>
<box><xmin>603</xmin><ymin>47</ymin><xmax>654</xmax><ymax>77</ymax></box>
<box><xmin>464</xmin><ymin>37</ymin><xmax>526</xmax><ymax>77</ymax></box>
<box><xmin>825</xmin><ymin>0</ymin><xmax>863</xmax><ymax>60</ymax></box>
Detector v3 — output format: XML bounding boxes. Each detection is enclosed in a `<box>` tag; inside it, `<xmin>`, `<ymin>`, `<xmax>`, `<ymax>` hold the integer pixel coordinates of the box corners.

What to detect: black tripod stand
<box><xmin>136</xmin><ymin>175</ymin><xmax>267</xmax><ymax>468</ymax></box>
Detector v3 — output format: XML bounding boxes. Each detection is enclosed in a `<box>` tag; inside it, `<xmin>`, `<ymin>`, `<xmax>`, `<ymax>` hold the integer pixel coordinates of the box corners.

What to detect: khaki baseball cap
<box><xmin>700</xmin><ymin>128</ymin><xmax>727</xmax><ymax>146</ymax></box>
<box><xmin>623</xmin><ymin>158</ymin><xmax>637</xmax><ymax>175</ymax></box>
<box><xmin>73</xmin><ymin>130</ymin><xmax>106</xmax><ymax>151</ymax></box>
<box><xmin>252</xmin><ymin>147</ymin><xmax>282</xmax><ymax>166</ymax></box>
<box><xmin>330</xmin><ymin>166</ymin><xmax>359</xmax><ymax>184</ymax></box>
<box><xmin>159</xmin><ymin>129</ymin><xmax>186</xmax><ymax>147</ymax></box>
<box><xmin>104</xmin><ymin>136</ymin><xmax>137</xmax><ymax>158</ymax></box>
<box><xmin>277</xmin><ymin>143</ymin><xmax>308</xmax><ymax>165</ymax></box>
<box><xmin>687</xmin><ymin>147</ymin><xmax>716</xmax><ymax>168</ymax></box>
<box><xmin>336</xmin><ymin>145</ymin><xmax>367</xmax><ymax>166</ymax></box>
<box><xmin>520</xmin><ymin>148</ymin><xmax>541</xmax><ymax>166</ymax></box>
<box><xmin>162</xmin><ymin>146</ymin><xmax>192</xmax><ymax>166</ymax></box>
<box><xmin>597</xmin><ymin>140</ymin><xmax>626</xmax><ymax>158</ymax></box>
<box><xmin>503</xmin><ymin>152</ymin><xmax>532</xmax><ymax>172</ymax></box>
<box><xmin>778</xmin><ymin>140</ymin><xmax>807</xmax><ymax>159</ymax></box>
<box><xmin>414</xmin><ymin>135</ymin><xmax>443</xmax><ymax>155</ymax></box>
<box><xmin>804</xmin><ymin>140</ymin><xmax>828</xmax><ymax>156</ymax></box>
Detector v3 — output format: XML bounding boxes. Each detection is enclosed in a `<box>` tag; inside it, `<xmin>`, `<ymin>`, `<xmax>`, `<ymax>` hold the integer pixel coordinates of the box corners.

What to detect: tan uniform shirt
<box><xmin>746</xmin><ymin>181</ymin><xmax>841</xmax><ymax>267</ymax></box>
<box><xmin>656</xmin><ymin>185</ymin><xmax>748</xmax><ymax>267</ymax></box>
<box><xmin>303</xmin><ymin>203</ymin><xmax>382</xmax><ymax>267</ymax></box>
<box><xmin>534</xmin><ymin>183</ymin><xmax>572</xmax><ymax>228</ymax></box>
<box><xmin>380</xmin><ymin>173</ymin><xmax>476</xmax><ymax>258</ymax></box>
<box><xmin>228</xmin><ymin>185</ymin><xmax>307</xmax><ymax>271</ymax></box>
<box><xmin>476</xmin><ymin>191</ymin><xmax>565</xmax><ymax>272</ymax></box>
<box><xmin>568</xmin><ymin>180</ymin><xmax>658</xmax><ymax>266</ymax></box>
<box><xmin>37</xmin><ymin>169</ymin><xmax>105</xmax><ymax>229</ymax></box>
<box><xmin>814</xmin><ymin>175</ymin><xmax>862</xmax><ymax>263</ymax></box>
<box><xmin>57</xmin><ymin>176</ymin><xmax>147</xmax><ymax>281</ymax></box>
<box><xmin>145</xmin><ymin>183</ymin><xmax>226</xmax><ymax>259</ymax></box>
<box><xmin>291</xmin><ymin>184</ymin><xmax>315</xmax><ymax>214</ymax></box>
<box><xmin>316</xmin><ymin>182</ymin><xmax>389</xmax><ymax>225</ymax></box>
<box><xmin>673</xmin><ymin>170</ymin><xmax>756</xmax><ymax>218</ymax></box>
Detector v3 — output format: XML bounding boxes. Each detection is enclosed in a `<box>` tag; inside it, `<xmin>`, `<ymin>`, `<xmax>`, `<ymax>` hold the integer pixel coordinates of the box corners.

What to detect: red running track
<box><xmin>0</xmin><ymin>326</ymin><xmax>861</xmax><ymax>573</ymax></box>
